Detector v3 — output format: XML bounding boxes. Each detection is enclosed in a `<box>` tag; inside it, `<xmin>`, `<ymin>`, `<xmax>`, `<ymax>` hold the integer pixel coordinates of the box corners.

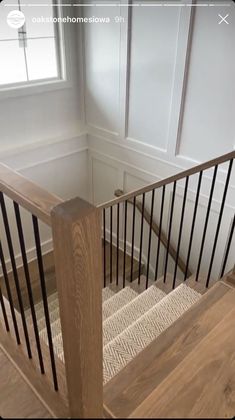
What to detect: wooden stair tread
<box><xmin>0</xmin><ymin>251</ymin><xmax>57</xmax><ymax>311</ymax></box>
<box><xmin>0</xmin><ymin>297</ymin><xmax>69</xmax><ymax>418</ymax></box>
<box><xmin>104</xmin><ymin>241</ymin><xmax>143</xmax><ymax>288</ymax></box>
<box><xmin>130</xmin><ymin>302</ymin><xmax>235</xmax><ymax>418</ymax></box>
<box><xmin>185</xmin><ymin>274</ymin><xmax>216</xmax><ymax>295</ymax></box>
<box><xmin>154</xmin><ymin>274</ymin><xmax>211</xmax><ymax>295</ymax></box>
<box><xmin>104</xmin><ymin>281</ymin><xmax>235</xmax><ymax>418</ymax></box>
<box><xmin>154</xmin><ymin>274</ymin><xmax>182</xmax><ymax>294</ymax></box>
<box><xmin>0</xmin><ymin>243</ymin><xmax>143</xmax><ymax>311</ymax></box>
<box><xmin>0</xmin><ymin>347</ymin><xmax>52</xmax><ymax>419</ymax></box>
<box><xmin>222</xmin><ymin>271</ymin><xmax>235</xmax><ymax>289</ymax></box>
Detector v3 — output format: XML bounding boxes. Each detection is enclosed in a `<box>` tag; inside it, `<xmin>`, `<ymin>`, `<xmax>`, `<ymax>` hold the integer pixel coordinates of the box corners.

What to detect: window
<box><xmin>0</xmin><ymin>0</ymin><xmax>63</xmax><ymax>89</ymax></box>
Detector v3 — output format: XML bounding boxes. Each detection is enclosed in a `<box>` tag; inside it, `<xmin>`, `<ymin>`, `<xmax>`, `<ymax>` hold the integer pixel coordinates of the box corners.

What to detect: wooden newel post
<box><xmin>51</xmin><ymin>198</ymin><xmax>103</xmax><ymax>418</ymax></box>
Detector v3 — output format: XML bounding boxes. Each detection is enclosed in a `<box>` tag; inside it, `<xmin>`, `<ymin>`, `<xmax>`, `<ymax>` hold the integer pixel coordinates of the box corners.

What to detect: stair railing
<box><xmin>0</xmin><ymin>151</ymin><xmax>235</xmax><ymax>419</ymax></box>
<box><xmin>99</xmin><ymin>150</ymin><xmax>235</xmax><ymax>290</ymax></box>
<box><xmin>114</xmin><ymin>188</ymin><xmax>192</xmax><ymax>278</ymax></box>
<box><xmin>0</xmin><ymin>163</ymin><xmax>103</xmax><ymax>418</ymax></box>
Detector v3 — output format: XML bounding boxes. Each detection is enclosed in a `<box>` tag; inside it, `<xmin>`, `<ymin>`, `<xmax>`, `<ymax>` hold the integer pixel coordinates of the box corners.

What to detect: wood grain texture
<box><xmin>0</xmin><ymin>347</ymin><xmax>52</xmax><ymax>419</ymax></box>
<box><xmin>223</xmin><ymin>272</ymin><xmax>235</xmax><ymax>289</ymax></box>
<box><xmin>0</xmin><ymin>251</ymin><xmax>56</xmax><ymax>311</ymax></box>
<box><xmin>104</xmin><ymin>282</ymin><xmax>235</xmax><ymax>419</ymax></box>
<box><xmin>0</xmin><ymin>163</ymin><xmax>63</xmax><ymax>226</ymax></box>
<box><xmin>130</xmin><ymin>303</ymin><xmax>235</xmax><ymax>418</ymax></box>
<box><xmin>99</xmin><ymin>151</ymin><xmax>235</xmax><ymax>209</ymax></box>
<box><xmin>104</xmin><ymin>240</ymin><xmax>142</xmax><ymax>287</ymax></box>
<box><xmin>51</xmin><ymin>197</ymin><xmax>103</xmax><ymax>419</ymax></box>
<box><xmin>0</xmin><ymin>298</ymin><xmax>69</xmax><ymax>418</ymax></box>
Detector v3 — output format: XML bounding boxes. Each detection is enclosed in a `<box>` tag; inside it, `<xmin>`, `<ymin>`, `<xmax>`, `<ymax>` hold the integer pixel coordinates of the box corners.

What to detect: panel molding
<box><xmin>88</xmin><ymin>133</ymin><xmax>235</xmax><ymax>189</ymax></box>
<box><xmin>126</xmin><ymin>136</ymin><xmax>168</xmax><ymax>154</ymax></box>
<box><xmin>3</xmin><ymin>239</ymin><xmax>53</xmax><ymax>274</ymax></box>
<box><xmin>0</xmin><ymin>134</ymin><xmax>88</xmax><ymax>172</ymax></box>
<box><xmin>119</xmin><ymin>0</ymin><xmax>131</xmax><ymax>139</ymax></box>
<box><xmin>89</xmin><ymin>138</ymin><xmax>235</xmax><ymax>211</ymax></box>
<box><xmin>87</xmin><ymin>123</ymin><xmax>119</xmax><ymax>139</ymax></box>
<box><xmin>167</xmin><ymin>0</ymin><xmax>194</xmax><ymax>157</ymax></box>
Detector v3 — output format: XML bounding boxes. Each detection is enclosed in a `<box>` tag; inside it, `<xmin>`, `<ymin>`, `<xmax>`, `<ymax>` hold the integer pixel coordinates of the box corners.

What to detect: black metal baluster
<box><xmin>130</xmin><ymin>197</ymin><xmax>136</xmax><ymax>283</ymax></box>
<box><xmin>0</xmin><ymin>239</ymin><xmax>20</xmax><ymax>343</ymax></box>
<box><xmin>32</xmin><ymin>216</ymin><xmax>58</xmax><ymax>391</ymax></box>
<box><xmin>138</xmin><ymin>193</ymin><xmax>145</xmax><ymax>284</ymax></box>
<box><xmin>155</xmin><ymin>186</ymin><xmax>165</xmax><ymax>281</ymax></box>
<box><xmin>206</xmin><ymin>159</ymin><xmax>234</xmax><ymax>287</ymax></box>
<box><xmin>146</xmin><ymin>190</ymin><xmax>155</xmax><ymax>289</ymax></box>
<box><xmin>0</xmin><ymin>193</ymin><xmax>31</xmax><ymax>358</ymax></box>
<box><xmin>14</xmin><ymin>203</ymin><xmax>44</xmax><ymax>373</ymax></box>
<box><xmin>184</xmin><ymin>171</ymin><xmax>203</xmax><ymax>281</ymax></box>
<box><xmin>110</xmin><ymin>206</ymin><xmax>113</xmax><ymax>284</ymax></box>
<box><xmin>173</xmin><ymin>177</ymin><xmax>189</xmax><ymax>289</ymax></box>
<box><xmin>220</xmin><ymin>214</ymin><xmax>235</xmax><ymax>278</ymax></box>
<box><xmin>0</xmin><ymin>284</ymin><xmax>10</xmax><ymax>332</ymax></box>
<box><xmin>103</xmin><ymin>209</ymin><xmax>106</xmax><ymax>288</ymax></box>
<box><xmin>123</xmin><ymin>201</ymin><xmax>128</xmax><ymax>288</ymax></box>
<box><xmin>195</xmin><ymin>165</ymin><xmax>218</xmax><ymax>282</ymax></box>
<box><xmin>116</xmin><ymin>203</ymin><xmax>120</xmax><ymax>286</ymax></box>
<box><xmin>164</xmin><ymin>182</ymin><xmax>176</xmax><ymax>283</ymax></box>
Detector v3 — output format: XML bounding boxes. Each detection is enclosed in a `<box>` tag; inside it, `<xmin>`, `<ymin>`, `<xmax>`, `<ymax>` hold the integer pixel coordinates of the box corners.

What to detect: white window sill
<box><xmin>0</xmin><ymin>77</ymin><xmax>72</xmax><ymax>101</ymax></box>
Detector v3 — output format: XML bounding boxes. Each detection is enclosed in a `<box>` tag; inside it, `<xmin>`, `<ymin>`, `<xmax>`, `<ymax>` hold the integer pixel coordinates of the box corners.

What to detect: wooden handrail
<box><xmin>115</xmin><ymin>189</ymin><xmax>191</xmax><ymax>277</ymax></box>
<box><xmin>98</xmin><ymin>150</ymin><xmax>235</xmax><ymax>209</ymax></box>
<box><xmin>51</xmin><ymin>198</ymin><xmax>103</xmax><ymax>418</ymax></box>
<box><xmin>0</xmin><ymin>163</ymin><xmax>63</xmax><ymax>226</ymax></box>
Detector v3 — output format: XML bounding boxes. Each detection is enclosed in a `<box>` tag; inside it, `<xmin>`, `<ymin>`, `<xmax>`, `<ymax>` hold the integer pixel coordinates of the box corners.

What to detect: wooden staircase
<box><xmin>104</xmin><ymin>275</ymin><xmax>235</xmax><ymax>418</ymax></box>
<box><xmin>0</xmin><ymin>243</ymin><xmax>143</xmax><ymax>312</ymax></box>
<box><xmin>0</xmin><ymin>151</ymin><xmax>235</xmax><ymax>419</ymax></box>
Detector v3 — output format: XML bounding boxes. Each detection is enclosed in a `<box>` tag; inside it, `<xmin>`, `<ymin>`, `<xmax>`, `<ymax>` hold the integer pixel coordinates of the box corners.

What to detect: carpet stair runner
<box><xmin>25</xmin><ymin>279</ymin><xmax>201</xmax><ymax>384</ymax></box>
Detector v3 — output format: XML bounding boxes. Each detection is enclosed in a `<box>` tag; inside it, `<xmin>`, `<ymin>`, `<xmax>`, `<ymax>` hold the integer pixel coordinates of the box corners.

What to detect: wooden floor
<box><xmin>104</xmin><ymin>277</ymin><xmax>235</xmax><ymax>418</ymax></box>
<box><xmin>0</xmin><ymin>244</ymin><xmax>143</xmax><ymax>312</ymax></box>
<box><xmin>0</xmin><ymin>251</ymin><xmax>57</xmax><ymax>311</ymax></box>
<box><xmin>104</xmin><ymin>241</ymin><xmax>144</xmax><ymax>288</ymax></box>
<box><xmin>0</xmin><ymin>347</ymin><xmax>51</xmax><ymax>419</ymax></box>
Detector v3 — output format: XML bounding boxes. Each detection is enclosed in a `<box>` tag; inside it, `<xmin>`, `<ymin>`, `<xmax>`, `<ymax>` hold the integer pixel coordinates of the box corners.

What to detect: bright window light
<box><xmin>0</xmin><ymin>0</ymin><xmax>62</xmax><ymax>88</ymax></box>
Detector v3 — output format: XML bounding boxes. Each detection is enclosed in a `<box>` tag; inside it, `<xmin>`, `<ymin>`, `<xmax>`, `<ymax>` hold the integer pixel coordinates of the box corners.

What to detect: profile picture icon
<box><xmin>7</xmin><ymin>10</ymin><xmax>25</xmax><ymax>29</ymax></box>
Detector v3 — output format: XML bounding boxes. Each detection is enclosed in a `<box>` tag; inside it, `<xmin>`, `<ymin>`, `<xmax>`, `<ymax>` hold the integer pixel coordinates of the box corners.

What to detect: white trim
<box><xmin>89</xmin><ymin>147</ymin><xmax>162</xmax><ymax>182</ymax></box>
<box><xmin>87</xmin><ymin>123</ymin><xmax>119</xmax><ymax>138</ymax></box>
<box><xmin>0</xmin><ymin>79</ymin><xmax>72</xmax><ymax>101</ymax></box>
<box><xmin>0</xmin><ymin>4</ymin><xmax>74</xmax><ymax>101</ymax></box>
<box><xmin>0</xmin><ymin>134</ymin><xmax>88</xmax><ymax>176</ymax></box>
<box><xmin>126</xmin><ymin>136</ymin><xmax>168</xmax><ymax>154</ymax></box>
<box><xmin>175</xmin><ymin>185</ymin><xmax>235</xmax><ymax>214</ymax></box>
<box><xmin>88</xmin><ymin>126</ymin><xmax>232</xmax><ymax>181</ymax></box>
<box><xmin>119</xmin><ymin>0</ymin><xmax>131</xmax><ymax>139</ymax></box>
<box><xmin>89</xmin><ymin>144</ymin><xmax>235</xmax><ymax>211</ymax></box>
<box><xmin>88</xmin><ymin>133</ymin><xmax>235</xmax><ymax>188</ymax></box>
<box><xmin>167</xmin><ymin>1</ymin><xmax>194</xmax><ymax>157</ymax></box>
<box><xmin>16</xmin><ymin>147</ymin><xmax>88</xmax><ymax>172</ymax></box>
<box><xmin>3</xmin><ymin>239</ymin><xmax>53</xmax><ymax>275</ymax></box>
<box><xmin>0</xmin><ymin>132</ymin><xmax>87</xmax><ymax>159</ymax></box>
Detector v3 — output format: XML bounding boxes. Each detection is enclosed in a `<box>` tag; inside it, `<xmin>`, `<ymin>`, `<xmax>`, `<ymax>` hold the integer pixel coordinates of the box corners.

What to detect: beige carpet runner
<box><xmin>25</xmin><ymin>280</ymin><xmax>201</xmax><ymax>384</ymax></box>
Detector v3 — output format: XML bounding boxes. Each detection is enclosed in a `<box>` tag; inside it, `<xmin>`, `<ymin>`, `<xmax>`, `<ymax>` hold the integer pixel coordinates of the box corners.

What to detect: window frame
<box><xmin>0</xmin><ymin>3</ymin><xmax>71</xmax><ymax>99</ymax></box>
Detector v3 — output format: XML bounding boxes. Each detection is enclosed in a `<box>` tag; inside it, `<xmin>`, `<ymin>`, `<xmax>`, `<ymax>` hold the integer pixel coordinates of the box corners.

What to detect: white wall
<box><xmin>0</xmin><ymin>4</ymin><xmax>85</xmax><ymax>150</ymax></box>
<box><xmin>1</xmin><ymin>1</ymin><xmax>235</xmax><ymax>279</ymax></box>
<box><xmin>0</xmin><ymin>135</ymin><xmax>89</xmax><ymax>270</ymax></box>
<box><xmin>82</xmin><ymin>0</ymin><xmax>235</xmax><ymax>280</ymax></box>
<box><xmin>0</xmin><ymin>4</ymin><xmax>88</xmax><ymax>200</ymax></box>
<box><xmin>0</xmin><ymin>5</ymin><xmax>89</xmax><ymax>267</ymax></box>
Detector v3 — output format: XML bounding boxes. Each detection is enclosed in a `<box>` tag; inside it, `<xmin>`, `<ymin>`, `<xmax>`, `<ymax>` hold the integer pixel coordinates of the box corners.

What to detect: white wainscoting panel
<box><xmin>0</xmin><ymin>134</ymin><xmax>89</xmax><ymax>268</ymax></box>
<box><xmin>83</xmin><ymin>4</ymin><xmax>121</xmax><ymax>135</ymax></box>
<box><xmin>179</xmin><ymin>2</ymin><xmax>235</xmax><ymax>161</ymax></box>
<box><xmin>91</xmin><ymin>157</ymin><xmax>120</xmax><ymax>205</ymax></box>
<box><xmin>127</xmin><ymin>3</ymin><xmax>180</xmax><ymax>151</ymax></box>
